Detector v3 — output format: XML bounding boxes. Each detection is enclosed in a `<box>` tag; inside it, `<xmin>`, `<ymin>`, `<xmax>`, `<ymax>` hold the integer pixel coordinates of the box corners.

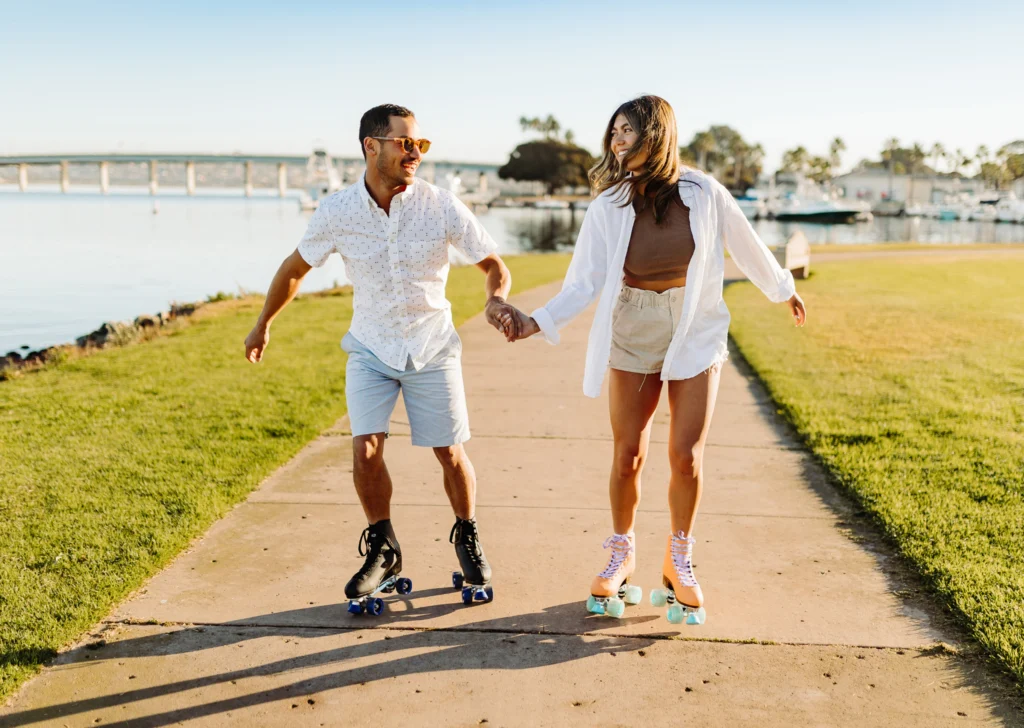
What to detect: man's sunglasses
<box><xmin>371</xmin><ymin>137</ymin><xmax>432</xmax><ymax>154</ymax></box>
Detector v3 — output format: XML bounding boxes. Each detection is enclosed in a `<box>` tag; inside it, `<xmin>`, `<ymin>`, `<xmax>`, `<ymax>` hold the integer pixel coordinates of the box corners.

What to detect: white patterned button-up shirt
<box><xmin>297</xmin><ymin>174</ymin><xmax>497</xmax><ymax>370</ymax></box>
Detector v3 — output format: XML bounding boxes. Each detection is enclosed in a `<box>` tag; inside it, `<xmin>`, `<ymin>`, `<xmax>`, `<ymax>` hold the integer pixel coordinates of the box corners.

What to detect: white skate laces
<box><xmin>598</xmin><ymin>533</ymin><xmax>634</xmax><ymax>578</ymax></box>
<box><xmin>670</xmin><ymin>530</ymin><xmax>698</xmax><ymax>587</ymax></box>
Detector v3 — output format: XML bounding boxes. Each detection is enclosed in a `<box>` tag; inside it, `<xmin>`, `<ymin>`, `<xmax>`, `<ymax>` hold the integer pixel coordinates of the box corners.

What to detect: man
<box><xmin>244</xmin><ymin>104</ymin><xmax>517</xmax><ymax>609</ymax></box>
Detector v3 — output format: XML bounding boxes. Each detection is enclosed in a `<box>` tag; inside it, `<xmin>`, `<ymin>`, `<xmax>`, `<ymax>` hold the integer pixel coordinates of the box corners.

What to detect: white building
<box><xmin>833</xmin><ymin>167</ymin><xmax>991</xmax><ymax>206</ymax></box>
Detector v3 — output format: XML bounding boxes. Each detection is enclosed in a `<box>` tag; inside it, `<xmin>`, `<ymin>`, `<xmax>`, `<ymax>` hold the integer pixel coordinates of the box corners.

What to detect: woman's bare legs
<box><xmin>608</xmin><ymin>369</ymin><xmax>663</xmax><ymax>534</ymax></box>
<box><xmin>666</xmin><ymin>365</ymin><xmax>722</xmax><ymax>536</ymax></box>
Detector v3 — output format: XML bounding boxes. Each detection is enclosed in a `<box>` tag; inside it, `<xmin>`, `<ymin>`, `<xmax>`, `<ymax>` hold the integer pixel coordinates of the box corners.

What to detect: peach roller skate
<box><xmin>586</xmin><ymin>533</ymin><xmax>642</xmax><ymax>618</ymax></box>
<box><xmin>650</xmin><ymin>530</ymin><xmax>706</xmax><ymax>625</ymax></box>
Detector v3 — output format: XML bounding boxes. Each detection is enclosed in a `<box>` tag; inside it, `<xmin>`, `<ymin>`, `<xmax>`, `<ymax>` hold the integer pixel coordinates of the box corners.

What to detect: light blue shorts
<box><xmin>342</xmin><ymin>332</ymin><xmax>471</xmax><ymax>448</ymax></box>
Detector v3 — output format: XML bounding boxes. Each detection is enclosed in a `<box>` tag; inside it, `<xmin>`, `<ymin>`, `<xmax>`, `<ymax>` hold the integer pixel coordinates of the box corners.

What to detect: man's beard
<box><xmin>377</xmin><ymin>156</ymin><xmax>416</xmax><ymax>186</ymax></box>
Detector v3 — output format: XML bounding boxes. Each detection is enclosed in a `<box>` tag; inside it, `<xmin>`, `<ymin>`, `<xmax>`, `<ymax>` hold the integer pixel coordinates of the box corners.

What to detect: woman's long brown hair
<box><xmin>589</xmin><ymin>95</ymin><xmax>683</xmax><ymax>223</ymax></box>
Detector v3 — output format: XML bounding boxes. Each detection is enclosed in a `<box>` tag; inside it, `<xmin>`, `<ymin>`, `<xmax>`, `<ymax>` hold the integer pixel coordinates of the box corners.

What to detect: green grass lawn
<box><xmin>0</xmin><ymin>254</ymin><xmax>570</xmax><ymax>699</ymax></box>
<box><xmin>726</xmin><ymin>257</ymin><xmax>1024</xmax><ymax>683</ymax></box>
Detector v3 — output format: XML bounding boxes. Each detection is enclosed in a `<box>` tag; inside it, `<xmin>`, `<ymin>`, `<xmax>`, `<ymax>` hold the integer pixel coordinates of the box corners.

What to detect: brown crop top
<box><xmin>623</xmin><ymin>188</ymin><xmax>695</xmax><ymax>282</ymax></box>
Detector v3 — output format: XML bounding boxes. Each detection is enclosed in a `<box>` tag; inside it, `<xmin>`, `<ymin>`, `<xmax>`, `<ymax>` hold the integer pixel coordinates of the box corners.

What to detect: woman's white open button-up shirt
<box><xmin>530</xmin><ymin>169</ymin><xmax>796</xmax><ymax>398</ymax></box>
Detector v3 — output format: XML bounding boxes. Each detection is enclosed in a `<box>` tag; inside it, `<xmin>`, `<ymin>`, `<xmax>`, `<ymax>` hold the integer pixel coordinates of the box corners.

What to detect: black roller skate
<box><xmin>345</xmin><ymin>519</ymin><xmax>412</xmax><ymax>616</ymax></box>
<box><xmin>450</xmin><ymin>517</ymin><xmax>493</xmax><ymax>604</ymax></box>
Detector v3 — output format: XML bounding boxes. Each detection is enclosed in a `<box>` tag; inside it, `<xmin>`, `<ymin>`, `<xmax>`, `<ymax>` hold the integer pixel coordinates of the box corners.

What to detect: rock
<box><xmin>4</xmin><ymin>351</ymin><xmax>22</xmax><ymax>363</ymax></box>
<box><xmin>134</xmin><ymin>314</ymin><xmax>157</xmax><ymax>329</ymax></box>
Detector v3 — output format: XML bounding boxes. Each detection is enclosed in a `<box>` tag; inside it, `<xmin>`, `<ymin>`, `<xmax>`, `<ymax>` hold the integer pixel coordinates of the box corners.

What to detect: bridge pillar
<box><xmin>244</xmin><ymin>161</ymin><xmax>253</xmax><ymax>197</ymax></box>
<box><xmin>277</xmin><ymin>162</ymin><xmax>287</xmax><ymax>197</ymax></box>
<box><xmin>149</xmin><ymin>160</ymin><xmax>159</xmax><ymax>195</ymax></box>
<box><xmin>99</xmin><ymin>161</ymin><xmax>109</xmax><ymax>194</ymax></box>
<box><xmin>18</xmin><ymin>163</ymin><xmax>28</xmax><ymax>191</ymax></box>
<box><xmin>60</xmin><ymin>161</ymin><xmax>70</xmax><ymax>193</ymax></box>
<box><xmin>185</xmin><ymin>161</ymin><xmax>196</xmax><ymax>196</ymax></box>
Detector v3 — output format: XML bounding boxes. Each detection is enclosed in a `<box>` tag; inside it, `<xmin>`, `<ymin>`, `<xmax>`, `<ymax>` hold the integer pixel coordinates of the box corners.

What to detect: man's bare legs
<box><xmin>352</xmin><ymin>436</ymin><xmax>476</xmax><ymax>522</ymax></box>
<box><xmin>434</xmin><ymin>444</ymin><xmax>476</xmax><ymax>521</ymax></box>
<box><xmin>352</xmin><ymin>433</ymin><xmax>393</xmax><ymax>524</ymax></box>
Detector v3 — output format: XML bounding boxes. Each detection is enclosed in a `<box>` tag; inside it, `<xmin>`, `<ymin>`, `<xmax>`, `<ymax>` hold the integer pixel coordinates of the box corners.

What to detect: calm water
<box><xmin>2</xmin><ymin>187</ymin><xmax>1023</xmax><ymax>354</ymax></box>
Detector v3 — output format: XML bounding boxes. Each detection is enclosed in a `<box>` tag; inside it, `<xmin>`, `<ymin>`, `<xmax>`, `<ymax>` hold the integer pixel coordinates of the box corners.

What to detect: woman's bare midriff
<box><xmin>622</xmin><ymin>272</ymin><xmax>688</xmax><ymax>293</ymax></box>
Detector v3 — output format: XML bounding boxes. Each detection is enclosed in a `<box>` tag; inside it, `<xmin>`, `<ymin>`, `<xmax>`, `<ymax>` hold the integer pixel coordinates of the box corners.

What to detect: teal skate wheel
<box><xmin>685</xmin><ymin>607</ymin><xmax>707</xmax><ymax>626</ymax></box>
<box><xmin>623</xmin><ymin>584</ymin><xmax>643</xmax><ymax>605</ymax></box>
<box><xmin>585</xmin><ymin>595</ymin><xmax>605</xmax><ymax>615</ymax></box>
<box><xmin>666</xmin><ymin>603</ymin><xmax>686</xmax><ymax>624</ymax></box>
<box><xmin>650</xmin><ymin>589</ymin><xmax>669</xmax><ymax>608</ymax></box>
<box><xmin>606</xmin><ymin>597</ymin><xmax>626</xmax><ymax>618</ymax></box>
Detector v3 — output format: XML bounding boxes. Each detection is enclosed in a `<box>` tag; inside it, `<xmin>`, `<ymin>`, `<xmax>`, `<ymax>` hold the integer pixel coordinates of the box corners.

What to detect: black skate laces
<box><xmin>357</xmin><ymin>527</ymin><xmax>397</xmax><ymax>557</ymax></box>
<box><xmin>449</xmin><ymin>519</ymin><xmax>484</xmax><ymax>565</ymax></box>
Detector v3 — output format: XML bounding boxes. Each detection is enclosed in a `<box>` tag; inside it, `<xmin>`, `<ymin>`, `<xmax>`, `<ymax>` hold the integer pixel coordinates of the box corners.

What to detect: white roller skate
<box><xmin>650</xmin><ymin>530</ymin><xmax>706</xmax><ymax>625</ymax></box>
<box><xmin>586</xmin><ymin>532</ymin><xmax>642</xmax><ymax>618</ymax></box>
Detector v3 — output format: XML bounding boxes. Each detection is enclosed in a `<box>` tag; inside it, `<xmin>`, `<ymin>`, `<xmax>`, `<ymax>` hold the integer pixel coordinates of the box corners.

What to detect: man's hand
<box><xmin>245</xmin><ymin>324</ymin><xmax>270</xmax><ymax>363</ymax></box>
<box><xmin>507</xmin><ymin>307</ymin><xmax>540</xmax><ymax>341</ymax></box>
<box><xmin>787</xmin><ymin>293</ymin><xmax>807</xmax><ymax>327</ymax></box>
<box><xmin>485</xmin><ymin>297</ymin><xmax>519</xmax><ymax>342</ymax></box>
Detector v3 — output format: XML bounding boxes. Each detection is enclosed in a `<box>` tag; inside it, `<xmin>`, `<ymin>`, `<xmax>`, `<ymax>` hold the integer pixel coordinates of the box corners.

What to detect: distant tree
<box><xmin>518</xmin><ymin>115</ymin><xmax>563</xmax><ymax>140</ymax></box>
<box><xmin>998</xmin><ymin>141</ymin><xmax>1024</xmax><ymax>182</ymax></box>
<box><xmin>499</xmin><ymin>139</ymin><xmax>596</xmax><ymax>194</ymax></box>
<box><xmin>930</xmin><ymin>142</ymin><xmax>946</xmax><ymax>175</ymax></box>
<box><xmin>691</xmin><ymin>131</ymin><xmax>717</xmax><ymax>170</ymax></box>
<box><xmin>882</xmin><ymin>138</ymin><xmax>902</xmax><ymax>174</ymax></box>
<box><xmin>829</xmin><ymin>137</ymin><xmax>846</xmax><ymax>170</ymax></box>
<box><xmin>681</xmin><ymin>125</ymin><xmax>762</xmax><ymax>190</ymax></box>
<box><xmin>780</xmin><ymin>146</ymin><xmax>810</xmax><ymax>174</ymax></box>
<box><xmin>979</xmin><ymin>161</ymin><xmax>1009</xmax><ymax>188</ymax></box>
<box><xmin>806</xmin><ymin>156</ymin><xmax>832</xmax><ymax>184</ymax></box>
<box><xmin>951</xmin><ymin>148</ymin><xmax>972</xmax><ymax>178</ymax></box>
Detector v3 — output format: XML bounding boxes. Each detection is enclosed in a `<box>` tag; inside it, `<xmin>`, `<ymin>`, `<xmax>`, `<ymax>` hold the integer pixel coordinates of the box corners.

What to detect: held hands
<box><xmin>787</xmin><ymin>293</ymin><xmax>807</xmax><ymax>327</ymax></box>
<box><xmin>485</xmin><ymin>297</ymin><xmax>540</xmax><ymax>343</ymax></box>
<box><xmin>244</xmin><ymin>324</ymin><xmax>269</xmax><ymax>363</ymax></box>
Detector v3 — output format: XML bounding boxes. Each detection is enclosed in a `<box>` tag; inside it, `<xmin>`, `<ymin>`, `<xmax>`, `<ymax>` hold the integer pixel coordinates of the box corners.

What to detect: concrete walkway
<box><xmin>3</xmin><ymin>281</ymin><xmax>1022</xmax><ymax>727</ymax></box>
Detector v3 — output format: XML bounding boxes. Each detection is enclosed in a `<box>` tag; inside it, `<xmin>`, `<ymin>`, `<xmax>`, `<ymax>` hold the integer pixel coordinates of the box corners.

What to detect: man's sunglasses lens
<box><xmin>402</xmin><ymin>138</ymin><xmax>431</xmax><ymax>154</ymax></box>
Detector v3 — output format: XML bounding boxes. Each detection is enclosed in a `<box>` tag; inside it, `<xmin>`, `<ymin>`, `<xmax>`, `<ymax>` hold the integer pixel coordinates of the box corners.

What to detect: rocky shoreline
<box><xmin>1</xmin><ymin>301</ymin><xmax>202</xmax><ymax>378</ymax></box>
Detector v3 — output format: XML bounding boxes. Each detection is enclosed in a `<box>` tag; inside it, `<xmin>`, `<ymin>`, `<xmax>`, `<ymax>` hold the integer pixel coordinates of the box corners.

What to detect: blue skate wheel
<box><xmin>685</xmin><ymin>607</ymin><xmax>707</xmax><ymax>626</ymax></box>
<box><xmin>623</xmin><ymin>584</ymin><xmax>643</xmax><ymax>605</ymax></box>
<box><xmin>484</xmin><ymin>586</ymin><xmax>493</xmax><ymax>602</ymax></box>
<box><xmin>474</xmin><ymin>588</ymin><xmax>489</xmax><ymax>602</ymax></box>
<box><xmin>396</xmin><ymin>577</ymin><xmax>413</xmax><ymax>595</ymax></box>
<box><xmin>666</xmin><ymin>603</ymin><xmax>685</xmax><ymax>624</ymax></box>
<box><xmin>650</xmin><ymin>589</ymin><xmax>669</xmax><ymax>608</ymax></box>
<box><xmin>369</xmin><ymin>597</ymin><xmax>385</xmax><ymax>616</ymax></box>
<box><xmin>606</xmin><ymin>597</ymin><xmax>626</xmax><ymax>619</ymax></box>
<box><xmin>348</xmin><ymin>600</ymin><xmax>364</xmax><ymax>615</ymax></box>
<box><xmin>461</xmin><ymin>586</ymin><xmax>473</xmax><ymax>605</ymax></box>
<box><xmin>586</xmin><ymin>595</ymin><xmax>605</xmax><ymax>615</ymax></box>
<box><xmin>452</xmin><ymin>572</ymin><xmax>464</xmax><ymax>590</ymax></box>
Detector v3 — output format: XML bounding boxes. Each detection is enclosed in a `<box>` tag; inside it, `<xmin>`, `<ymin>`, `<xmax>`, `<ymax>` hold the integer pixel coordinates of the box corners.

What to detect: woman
<box><xmin>503</xmin><ymin>96</ymin><xmax>806</xmax><ymax>624</ymax></box>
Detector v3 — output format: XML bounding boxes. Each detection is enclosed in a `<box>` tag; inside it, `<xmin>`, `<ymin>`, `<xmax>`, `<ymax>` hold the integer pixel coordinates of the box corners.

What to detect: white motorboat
<box><xmin>735</xmin><ymin>190</ymin><xmax>767</xmax><ymax>220</ymax></box>
<box><xmin>299</xmin><ymin>149</ymin><xmax>343</xmax><ymax>211</ymax></box>
<box><xmin>767</xmin><ymin>176</ymin><xmax>867</xmax><ymax>224</ymax></box>
<box><xmin>996</xmin><ymin>197</ymin><xmax>1024</xmax><ymax>223</ymax></box>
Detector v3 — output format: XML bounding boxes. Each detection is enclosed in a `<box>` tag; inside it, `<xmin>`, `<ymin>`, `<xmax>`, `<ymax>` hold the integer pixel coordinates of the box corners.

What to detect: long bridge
<box><xmin>0</xmin><ymin>152</ymin><xmax>501</xmax><ymax>197</ymax></box>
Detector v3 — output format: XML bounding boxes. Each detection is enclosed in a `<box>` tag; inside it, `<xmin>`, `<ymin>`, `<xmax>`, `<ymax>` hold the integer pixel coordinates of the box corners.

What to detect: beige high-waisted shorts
<box><xmin>609</xmin><ymin>284</ymin><xmax>685</xmax><ymax>375</ymax></box>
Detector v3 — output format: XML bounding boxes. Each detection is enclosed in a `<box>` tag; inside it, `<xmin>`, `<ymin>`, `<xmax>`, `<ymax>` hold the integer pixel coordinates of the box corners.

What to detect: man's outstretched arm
<box><xmin>244</xmin><ymin>250</ymin><xmax>313</xmax><ymax>363</ymax></box>
<box><xmin>475</xmin><ymin>253</ymin><xmax>518</xmax><ymax>341</ymax></box>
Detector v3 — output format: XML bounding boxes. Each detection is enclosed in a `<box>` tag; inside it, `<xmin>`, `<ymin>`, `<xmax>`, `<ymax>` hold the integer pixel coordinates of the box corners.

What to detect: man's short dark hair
<box><xmin>359</xmin><ymin>104</ymin><xmax>414</xmax><ymax>159</ymax></box>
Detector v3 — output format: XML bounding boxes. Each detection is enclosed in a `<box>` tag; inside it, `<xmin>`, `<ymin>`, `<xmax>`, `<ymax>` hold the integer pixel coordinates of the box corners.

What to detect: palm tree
<box><xmin>781</xmin><ymin>146</ymin><xmax>810</xmax><ymax>174</ymax></box>
<box><xmin>829</xmin><ymin>137</ymin><xmax>846</xmax><ymax>171</ymax></box>
<box><xmin>908</xmin><ymin>143</ymin><xmax>926</xmax><ymax>201</ymax></box>
<box><xmin>930</xmin><ymin>142</ymin><xmax>945</xmax><ymax>175</ymax></box>
<box><xmin>883</xmin><ymin>138</ymin><xmax>900</xmax><ymax>199</ymax></box>
<box><xmin>953</xmin><ymin>148</ymin><xmax>970</xmax><ymax>177</ymax></box>
<box><xmin>693</xmin><ymin>132</ymin><xmax>716</xmax><ymax>170</ymax></box>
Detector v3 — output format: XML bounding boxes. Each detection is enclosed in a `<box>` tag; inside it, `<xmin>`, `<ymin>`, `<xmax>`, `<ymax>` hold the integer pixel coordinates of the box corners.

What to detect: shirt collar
<box><xmin>357</xmin><ymin>172</ymin><xmax>415</xmax><ymax>210</ymax></box>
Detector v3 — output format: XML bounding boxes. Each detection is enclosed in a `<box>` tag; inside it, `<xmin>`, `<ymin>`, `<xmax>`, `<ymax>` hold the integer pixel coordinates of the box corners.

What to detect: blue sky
<box><xmin>3</xmin><ymin>0</ymin><xmax>1023</xmax><ymax>172</ymax></box>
